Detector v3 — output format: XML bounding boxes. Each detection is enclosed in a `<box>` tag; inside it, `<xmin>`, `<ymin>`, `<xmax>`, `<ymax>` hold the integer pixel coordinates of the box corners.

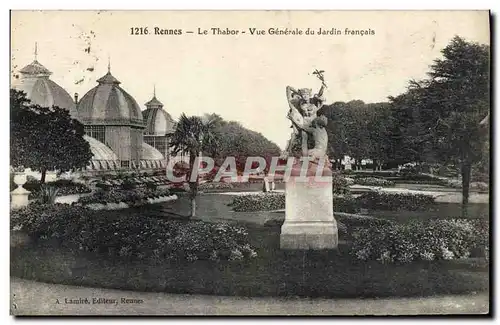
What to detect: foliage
<box><xmin>320</xmin><ymin>101</ymin><xmax>392</xmax><ymax>167</ymax></box>
<box><xmin>26</xmin><ymin>179</ymin><xmax>91</xmax><ymax>199</ymax></box>
<box><xmin>10</xmin><ymin>90</ymin><xmax>93</xmax><ymax>183</ymax></box>
<box><xmin>332</xmin><ymin>195</ymin><xmax>360</xmax><ymax>213</ymax></box>
<box><xmin>168</xmin><ymin>113</ymin><xmax>218</xmax><ymax>216</ymax></box>
<box><xmin>354</xmin><ymin>177</ymin><xmax>395</xmax><ymax>187</ymax></box>
<box><xmin>388</xmin><ymin>36</ymin><xmax>490</xmax><ymax>206</ymax></box>
<box><xmin>77</xmin><ymin>188</ymin><xmax>171</xmax><ymax>205</ymax></box>
<box><xmin>36</xmin><ymin>185</ymin><xmax>60</xmax><ymax>204</ymax></box>
<box><xmin>204</xmin><ymin>114</ymin><xmax>282</xmax><ymax>172</ymax></box>
<box><xmin>351</xmin><ymin>218</ymin><xmax>489</xmax><ymax>263</ymax></box>
<box><xmin>230</xmin><ymin>192</ymin><xmax>285</xmax><ymax>212</ymax></box>
<box><xmin>198</xmin><ymin>182</ymin><xmax>234</xmax><ymax>191</ymax></box>
<box><xmin>11</xmin><ymin>204</ymin><xmax>257</xmax><ymax>263</ymax></box>
<box><xmin>356</xmin><ymin>192</ymin><xmax>436</xmax><ymax>211</ymax></box>
<box><xmin>230</xmin><ymin>191</ymin><xmax>437</xmax><ymax>213</ymax></box>
<box><xmin>332</xmin><ymin>173</ymin><xmax>351</xmax><ymax>195</ymax></box>
<box><xmin>11</xmin><ymin>204</ymin><xmax>90</xmax><ymax>240</ymax></box>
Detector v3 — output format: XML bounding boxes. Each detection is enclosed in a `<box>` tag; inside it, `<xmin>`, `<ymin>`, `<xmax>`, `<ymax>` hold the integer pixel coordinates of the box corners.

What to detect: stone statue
<box><xmin>279</xmin><ymin>70</ymin><xmax>338</xmax><ymax>250</ymax></box>
<box><xmin>283</xmin><ymin>70</ymin><xmax>328</xmax><ymax>161</ymax></box>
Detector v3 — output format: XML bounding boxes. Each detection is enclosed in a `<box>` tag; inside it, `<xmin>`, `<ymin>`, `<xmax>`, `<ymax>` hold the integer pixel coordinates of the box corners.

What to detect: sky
<box><xmin>10</xmin><ymin>10</ymin><xmax>490</xmax><ymax>149</ymax></box>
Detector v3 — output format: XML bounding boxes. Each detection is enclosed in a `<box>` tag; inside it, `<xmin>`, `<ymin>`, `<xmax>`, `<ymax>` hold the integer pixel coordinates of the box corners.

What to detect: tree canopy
<box><xmin>10</xmin><ymin>89</ymin><xmax>93</xmax><ymax>183</ymax></box>
<box><xmin>202</xmin><ymin>113</ymin><xmax>282</xmax><ymax>171</ymax></box>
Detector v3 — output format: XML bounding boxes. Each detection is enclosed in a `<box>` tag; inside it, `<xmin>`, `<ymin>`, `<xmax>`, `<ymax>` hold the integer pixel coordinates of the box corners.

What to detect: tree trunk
<box><xmin>191</xmin><ymin>198</ymin><xmax>196</xmax><ymax>217</ymax></box>
<box><xmin>40</xmin><ymin>167</ymin><xmax>47</xmax><ymax>184</ymax></box>
<box><xmin>188</xmin><ymin>151</ymin><xmax>198</xmax><ymax>218</ymax></box>
<box><xmin>461</xmin><ymin>161</ymin><xmax>472</xmax><ymax>215</ymax></box>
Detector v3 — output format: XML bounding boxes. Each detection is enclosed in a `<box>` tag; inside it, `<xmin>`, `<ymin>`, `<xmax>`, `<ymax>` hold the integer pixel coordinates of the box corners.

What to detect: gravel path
<box><xmin>10</xmin><ymin>277</ymin><xmax>489</xmax><ymax>316</ymax></box>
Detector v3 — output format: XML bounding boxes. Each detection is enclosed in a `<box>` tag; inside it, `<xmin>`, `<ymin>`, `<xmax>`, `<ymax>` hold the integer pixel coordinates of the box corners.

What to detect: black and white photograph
<box><xmin>8</xmin><ymin>10</ymin><xmax>491</xmax><ymax>316</ymax></box>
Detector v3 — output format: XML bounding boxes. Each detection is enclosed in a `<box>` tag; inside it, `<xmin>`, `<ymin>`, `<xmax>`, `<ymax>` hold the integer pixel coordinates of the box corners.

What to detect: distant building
<box><xmin>142</xmin><ymin>87</ymin><xmax>177</xmax><ymax>159</ymax></box>
<box><xmin>12</xmin><ymin>49</ymin><xmax>177</xmax><ymax>175</ymax></box>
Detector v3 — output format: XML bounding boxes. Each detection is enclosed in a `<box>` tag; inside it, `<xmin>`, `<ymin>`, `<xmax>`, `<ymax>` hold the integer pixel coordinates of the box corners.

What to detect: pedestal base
<box><xmin>11</xmin><ymin>187</ymin><xmax>30</xmax><ymax>210</ymax></box>
<box><xmin>280</xmin><ymin>162</ymin><xmax>338</xmax><ymax>250</ymax></box>
<box><xmin>280</xmin><ymin>221</ymin><xmax>338</xmax><ymax>250</ymax></box>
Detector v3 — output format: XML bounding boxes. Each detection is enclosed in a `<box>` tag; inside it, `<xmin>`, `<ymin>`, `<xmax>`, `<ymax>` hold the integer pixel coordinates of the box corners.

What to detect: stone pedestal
<box><xmin>280</xmin><ymin>160</ymin><xmax>338</xmax><ymax>250</ymax></box>
<box><xmin>11</xmin><ymin>172</ymin><xmax>30</xmax><ymax>210</ymax></box>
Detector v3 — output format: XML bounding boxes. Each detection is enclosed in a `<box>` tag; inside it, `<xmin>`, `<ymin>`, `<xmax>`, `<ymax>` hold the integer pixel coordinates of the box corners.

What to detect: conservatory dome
<box><xmin>77</xmin><ymin>67</ymin><xmax>144</xmax><ymax>128</ymax></box>
<box><xmin>13</xmin><ymin>60</ymin><xmax>78</xmax><ymax>118</ymax></box>
<box><xmin>142</xmin><ymin>142</ymin><xmax>164</xmax><ymax>160</ymax></box>
<box><xmin>142</xmin><ymin>103</ymin><xmax>176</xmax><ymax>136</ymax></box>
<box><xmin>83</xmin><ymin>135</ymin><xmax>120</xmax><ymax>171</ymax></box>
<box><xmin>140</xmin><ymin>142</ymin><xmax>165</xmax><ymax>169</ymax></box>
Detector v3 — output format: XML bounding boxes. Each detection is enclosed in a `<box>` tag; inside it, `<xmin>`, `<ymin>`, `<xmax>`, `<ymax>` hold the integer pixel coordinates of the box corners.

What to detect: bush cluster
<box><xmin>356</xmin><ymin>192</ymin><xmax>436</xmax><ymax>211</ymax></box>
<box><xmin>198</xmin><ymin>182</ymin><xmax>234</xmax><ymax>191</ymax></box>
<box><xmin>351</xmin><ymin>219</ymin><xmax>489</xmax><ymax>263</ymax></box>
<box><xmin>354</xmin><ymin>177</ymin><xmax>395</xmax><ymax>187</ymax></box>
<box><xmin>332</xmin><ymin>174</ymin><xmax>352</xmax><ymax>195</ymax></box>
<box><xmin>230</xmin><ymin>191</ymin><xmax>436</xmax><ymax>213</ymax></box>
<box><xmin>11</xmin><ymin>204</ymin><xmax>257</xmax><ymax>263</ymax></box>
<box><xmin>230</xmin><ymin>192</ymin><xmax>285</xmax><ymax>212</ymax></box>
<box><xmin>77</xmin><ymin>188</ymin><xmax>171</xmax><ymax>206</ymax></box>
<box><xmin>25</xmin><ymin>179</ymin><xmax>91</xmax><ymax>199</ymax></box>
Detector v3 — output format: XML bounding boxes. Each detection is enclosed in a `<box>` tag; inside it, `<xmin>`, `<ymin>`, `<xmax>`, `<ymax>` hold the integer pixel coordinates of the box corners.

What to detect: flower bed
<box><xmin>25</xmin><ymin>179</ymin><xmax>91</xmax><ymax>199</ymax></box>
<box><xmin>198</xmin><ymin>182</ymin><xmax>234</xmax><ymax>191</ymax></box>
<box><xmin>230</xmin><ymin>191</ymin><xmax>435</xmax><ymax>213</ymax></box>
<box><xmin>346</xmin><ymin>171</ymin><xmax>400</xmax><ymax>178</ymax></box>
<box><xmin>332</xmin><ymin>174</ymin><xmax>351</xmax><ymax>195</ymax></box>
<box><xmin>230</xmin><ymin>192</ymin><xmax>285</xmax><ymax>212</ymax></box>
<box><xmin>356</xmin><ymin>192</ymin><xmax>436</xmax><ymax>211</ymax></box>
<box><xmin>11</xmin><ymin>204</ymin><xmax>257</xmax><ymax>263</ymax></box>
<box><xmin>76</xmin><ymin>188</ymin><xmax>176</xmax><ymax>210</ymax></box>
<box><xmin>354</xmin><ymin>177</ymin><xmax>395</xmax><ymax>187</ymax></box>
<box><xmin>351</xmin><ymin>218</ymin><xmax>489</xmax><ymax>263</ymax></box>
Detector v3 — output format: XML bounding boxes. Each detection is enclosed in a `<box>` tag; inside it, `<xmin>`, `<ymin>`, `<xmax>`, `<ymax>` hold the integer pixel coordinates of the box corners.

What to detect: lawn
<box><xmin>11</xmin><ymin>217</ymin><xmax>488</xmax><ymax>298</ymax></box>
<box><xmin>10</xmin><ymin>177</ymin><xmax>490</xmax><ymax>299</ymax></box>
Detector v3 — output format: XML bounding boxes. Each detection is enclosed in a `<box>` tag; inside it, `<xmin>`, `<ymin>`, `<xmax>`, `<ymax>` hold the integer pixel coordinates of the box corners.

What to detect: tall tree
<box><xmin>203</xmin><ymin>114</ymin><xmax>281</xmax><ymax>172</ymax></box>
<box><xmin>10</xmin><ymin>89</ymin><xmax>93</xmax><ymax>183</ymax></box>
<box><xmin>390</xmin><ymin>36</ymin><xmax>490</xmax><ymax>208</ymax></box>
<box><xmin>366</xmin><ymin>102</ymin><xmax>392</xmax><ymax>170</ymax></box>
<box><xmin>168</xmin><ymin>113</ymin><xmax>218</xmax><ymax>217</ymax></box>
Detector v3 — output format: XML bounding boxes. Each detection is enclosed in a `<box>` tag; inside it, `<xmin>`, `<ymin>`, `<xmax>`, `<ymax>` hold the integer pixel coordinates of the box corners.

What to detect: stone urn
<box><xmin>11</xmin><ymin>170</ymin><xmax>31</xmax><ymax>209</ymax></box>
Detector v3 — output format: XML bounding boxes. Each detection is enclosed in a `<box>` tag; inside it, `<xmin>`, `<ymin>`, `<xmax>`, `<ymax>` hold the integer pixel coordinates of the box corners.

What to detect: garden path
<box><xmin>10</xmin><ymin>277</ymin><xmax>489</xmax><ymax>316</ymax></box>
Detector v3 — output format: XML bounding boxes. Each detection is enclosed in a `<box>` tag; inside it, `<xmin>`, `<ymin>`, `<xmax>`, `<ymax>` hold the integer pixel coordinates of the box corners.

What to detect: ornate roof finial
<box><xmin>153</xmin><ymin>84</ymin><xmax>156</xmax><ymax>97</ymax></box>
<box><xmin>34</xmin><ymin>42</ymin><xmax>38</xmax><ymax>61</ymax></box>
<box><xmin>107</xmin><ymin>55</ymin><xmax>111</xmax><ymax>73</ymax></box>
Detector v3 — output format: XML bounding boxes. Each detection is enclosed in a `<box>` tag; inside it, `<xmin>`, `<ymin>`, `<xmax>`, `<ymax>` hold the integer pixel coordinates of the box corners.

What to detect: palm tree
<box><xmin>168</xmin><ymin>113</ymin><xmax>218</xmax><ymax>217</ymax></box>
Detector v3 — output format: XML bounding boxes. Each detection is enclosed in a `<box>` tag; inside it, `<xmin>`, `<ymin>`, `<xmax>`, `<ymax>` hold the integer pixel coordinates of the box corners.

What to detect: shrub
<box><xmin>11</xmin><ymin>205</ymin><xmax>257</xmax><ymax>263</ymax></box>
<box><xmin>354</xmin><ymin>177</ymin><xmax>395</xmax><ymax>187</ymax></box>
<box><xmin>77</xmin><ymin>188</ymin><xmax>171</xmax><ymax>206</ymax></box>
<box><xmin>351</xmin><ymin>219</ymin><xmax>489</xmax><ymax>263</ymax></box>
<box><xmin>356</xmin><ymin>192</ymin><xmax>436</xmax><ymax>211</ymax></box>
<box><xmin>26</xmin><ymin>179</ymin><xmax>92</xmax><ymax>199</ymax></box>
<box><xmin>471</xmin><ymin>182</ymin><xmax>489</xmax><ymax>192</ymax></box>
<box><xmin>231</xmin><ymin>193</ymin><xmax>285</xmax><ymax>212</ymax></box>
<box><xmin>332</xmin><ymin>173</ymin><xmax>351</xmax><ymax>195</ymax></box>
<box><xmin>11</xmin><ymin>204</ymin><xmax>90</xmax><ymax>240</ymax></box>
<box><xmin>333</xmin><ymin>195</ymin><xmax>360</xmax><ymax>213</ymax></box>
<box><xmin>199</xmin><ymin>182</ymin><xmax>234</xmax><ymax>191</ymax></box>
<box><xmin>36</xmin><ymin>185</ymin><xmax>60</xmax><ymax>204</ymax></box>
<box><xmin>335</xmin><ymin>212</ymin><xmax>392</xmax><ymax>230</ymax></box>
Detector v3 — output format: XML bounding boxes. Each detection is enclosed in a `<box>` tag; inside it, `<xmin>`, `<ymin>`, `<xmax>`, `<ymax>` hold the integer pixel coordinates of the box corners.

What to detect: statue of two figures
<box><xmin>282</xmin><ymin>70</ymin><xmax>330</xmax><ymax>173</ymax></box>
<box><xmin>279</xmin><ymin>70</ymin><xmax>338</xmax><ymax>250</ymax></box>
